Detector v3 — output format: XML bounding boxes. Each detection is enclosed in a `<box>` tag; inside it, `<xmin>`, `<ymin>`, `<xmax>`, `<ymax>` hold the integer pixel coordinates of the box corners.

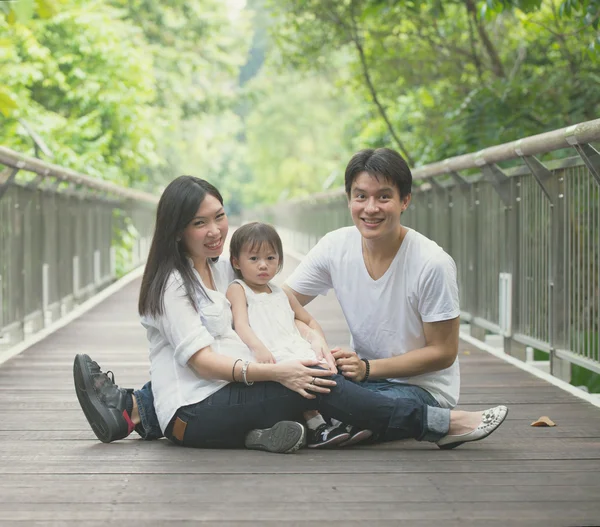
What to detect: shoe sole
<box><xmin>73</xmin><ymin>354</ymin><xmax>122</xmax><ymax>443</ymax></box>
<box><xmin>339</xmin><ymin>429</ymin><xmax>373</xmax><ymax>447</ymax></box>
<box><xmin>438</xmin><ymin>407</ymin><xmax>509</xmax><ymax>450</ymax></box>
<box><xmin>245</xmin><ymin>421</ymin><xmax>306</xmax><ymax>454</ymax></box>
<box><xmin>307</xmin><ymin>432</ymin><xmax>351</xmax><ymax>449</ymax></box>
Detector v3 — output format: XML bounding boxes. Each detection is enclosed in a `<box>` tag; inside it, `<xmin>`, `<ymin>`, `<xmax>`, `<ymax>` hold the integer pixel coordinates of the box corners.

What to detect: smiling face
<box><xmin>233</xmin><ymin>241</ymin><xmax>280</xmax><ymax>291</ymax></box>
<box><xmin>348</xmin><ymin>172</ymin><xmax>410</xmax><ymax>242</ymax></box>
<box><xmin>181</xmin><ymin>194</ymin><xmax>228</xmax><ymax>264</ymax></box>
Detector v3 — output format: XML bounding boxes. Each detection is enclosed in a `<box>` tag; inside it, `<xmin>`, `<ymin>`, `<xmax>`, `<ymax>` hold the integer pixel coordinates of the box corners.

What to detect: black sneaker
<box><xmin>73</xmin><ymin>354</ymin><xmax>135</xmax><ymax>443</ymax></box>
<box><xmin>307</xmin><ymin>423</ymin><xmax>350</xmax><ymax>449</ymax></box>
<box><xmin>339</xmin><ymin>425</ymin><xmax>373</xmax><ymax>447</ymax></box>
<box><xmin>245</xmin><ymin>421</ymin><xmax>306</xmax><ymax>454</ymax></box>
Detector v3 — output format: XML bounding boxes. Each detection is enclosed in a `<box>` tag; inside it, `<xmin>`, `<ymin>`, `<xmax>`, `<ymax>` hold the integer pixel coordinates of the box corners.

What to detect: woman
<box><xmin>73</xmin><ymin>176</ymin><xmax>507</xmax><ymax>453</ymax></box>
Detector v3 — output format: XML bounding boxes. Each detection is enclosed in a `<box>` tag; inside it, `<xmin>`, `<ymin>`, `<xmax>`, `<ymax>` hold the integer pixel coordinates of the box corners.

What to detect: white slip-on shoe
<box><xmin>436</xmin><ymin>405</ymin><xmax>509</xmax><ymax>450</ymax></box>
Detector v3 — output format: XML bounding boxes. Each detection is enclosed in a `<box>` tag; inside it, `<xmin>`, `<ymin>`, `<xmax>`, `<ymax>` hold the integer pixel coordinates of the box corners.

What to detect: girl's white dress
<box><xmin>234</xmin><ymin>279</ymin><xmax>318</xmax><ymax>363</ymax></box>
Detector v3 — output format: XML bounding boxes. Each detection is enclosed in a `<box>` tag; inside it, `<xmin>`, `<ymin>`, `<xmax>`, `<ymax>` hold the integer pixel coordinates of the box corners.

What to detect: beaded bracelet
<box><xmin>231</xmin><ymin>358</ymin><xmax>243</xmax><ymax>382</ymax></box>
<box><xmin>241</xmin><ymin>360</ymin><xmax>254</xmax><ymax>386</ymax></box>
<box><xmin>361</xmin><ymin>358</ymin><xmax>371</xmax><ymax>383</ymax></box>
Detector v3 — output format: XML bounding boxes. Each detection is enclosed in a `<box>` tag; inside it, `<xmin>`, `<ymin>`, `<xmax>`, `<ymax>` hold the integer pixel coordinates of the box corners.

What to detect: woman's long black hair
<box><xmin>138</xmin><ymin>176</ymin><xmax>224</xmax><ymax>317</ymax></box>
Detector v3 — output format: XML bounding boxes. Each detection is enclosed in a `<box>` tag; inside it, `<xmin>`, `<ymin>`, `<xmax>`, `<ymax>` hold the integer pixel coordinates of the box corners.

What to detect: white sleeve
<box><xmin>417</xmin><ymin>252</ymin><xmax>460</xmax><ymax>323</ymax></box>
<box><xmin>157</xmin><ymin>276</ymin><xmax>215</xmax><ymax>367</ymax></box>
<box><xmin>285</xmin><ymin>234</ymin><xmax>334</xmax><ymax>297</ymax></box>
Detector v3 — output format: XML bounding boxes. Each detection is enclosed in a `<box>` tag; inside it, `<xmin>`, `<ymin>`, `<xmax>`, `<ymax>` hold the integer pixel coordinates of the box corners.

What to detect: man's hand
<box><xmin>332</xmin><ymin>347</ymin><xmax>367</xmax><ymax>381</ymax></box>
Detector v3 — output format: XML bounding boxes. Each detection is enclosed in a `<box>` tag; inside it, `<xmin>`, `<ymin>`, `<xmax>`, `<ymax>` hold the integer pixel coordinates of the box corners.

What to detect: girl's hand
<box><xmin>254</xmin><ymin>349</ymin><xmax>276</xmax><ymax>364</ymax></box>
<box><xmin>274</xmin><ymin>359</ymin><xmax>337</xmax><ymax>399</ymax></box>
<box><xmin>331</xmin><ymin>347</ymin><xmax>367</xmax><ymax>381</ymax></box>
<box><xmin>311</xmin><ymin>337</ymin><xmax>338</xmax><ymax>374</ymax></box>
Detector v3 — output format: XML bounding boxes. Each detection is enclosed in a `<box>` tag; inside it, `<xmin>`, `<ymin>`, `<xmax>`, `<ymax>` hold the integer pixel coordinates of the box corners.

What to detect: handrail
<box><xmin>275</xmin><ymin>118</ymin><xmax>600</xmax><ymax>204</ymax></box>
<box><xmin>416</xmin><ymin>118</ymin><xmax>600</xmax><ymax>179</ymax></box>
<box><xmin>0</xmin><ymin>145</ymin><xmax>158</xmax><ymax>204</ymax></box>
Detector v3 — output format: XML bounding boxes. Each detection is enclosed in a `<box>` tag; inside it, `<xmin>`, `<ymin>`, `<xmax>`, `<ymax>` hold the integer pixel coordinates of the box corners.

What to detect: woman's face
<box><xmin>181</xmin><ymin>194</ymin><xmax>228</xmax><ymax>262</ymax></box>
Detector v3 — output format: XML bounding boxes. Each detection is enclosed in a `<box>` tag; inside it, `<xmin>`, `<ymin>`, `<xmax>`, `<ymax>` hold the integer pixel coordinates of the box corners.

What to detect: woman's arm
<box><xmin>226</xmin><ymin>283</ymin><xmax>275</xmax><ymax>363</ymax></box>
<box><xmin>188</xmin><ymin>346</ymin><xmax>336</xmax><ymax>399</ymax></box>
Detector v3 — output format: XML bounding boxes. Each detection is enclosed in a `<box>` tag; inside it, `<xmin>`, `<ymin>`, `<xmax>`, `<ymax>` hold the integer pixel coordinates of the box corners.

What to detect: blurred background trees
<box><xmin>1</xmin><ymin>0</ymin><xmax>598</xmax><ymax>208</ymax></box>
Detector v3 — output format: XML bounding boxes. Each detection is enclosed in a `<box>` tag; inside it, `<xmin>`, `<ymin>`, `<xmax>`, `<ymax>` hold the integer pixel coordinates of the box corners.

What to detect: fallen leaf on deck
<box><xmin>462</xmin><ymin>351</ymin><xmax>471</xmax><ymax>355</ymax></box>
<box><xmin>531</xmin><ymin>416</ymin><xmax>556</xmax><ymax>427</ymax></box>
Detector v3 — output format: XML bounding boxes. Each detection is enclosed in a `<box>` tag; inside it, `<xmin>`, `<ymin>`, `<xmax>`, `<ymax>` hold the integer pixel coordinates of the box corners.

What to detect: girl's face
<box><xmin>181</xmin><ymin>194</ymin><xmax>228</xmax><ymax>264</ymax></box>
<box><xmin>233</xmin><ymin>242</ymin><xmax>280</xmax><ymax>290</ymax></box>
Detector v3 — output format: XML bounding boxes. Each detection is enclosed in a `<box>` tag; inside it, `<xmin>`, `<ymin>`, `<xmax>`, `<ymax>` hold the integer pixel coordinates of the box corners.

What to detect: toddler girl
<box><xmin>226</xmin><ymin>222</ymin><xmax>372</xmax><ymax>448</ymax></box>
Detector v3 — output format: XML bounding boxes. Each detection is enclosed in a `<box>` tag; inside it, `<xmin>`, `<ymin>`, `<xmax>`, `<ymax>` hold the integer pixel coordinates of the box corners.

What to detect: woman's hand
<box><xmin>274</xmin><ymin>359</ymin><xmax>337</xmax><ymax>399</ymax></box>
<box><xmin>332</xmin><ymin>347</ymin><xmax>367</xmax><ymax>381</ymax></box>
<box><xmin>310</xmin><ymin>337</ymin><xmax>338</xmax><ymax>374</ymax></box>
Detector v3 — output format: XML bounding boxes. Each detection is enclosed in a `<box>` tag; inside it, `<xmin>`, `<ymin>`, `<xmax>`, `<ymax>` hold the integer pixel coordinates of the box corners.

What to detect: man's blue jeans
<box><xmin>133</xmin><ymin>378</ymin><xmax>450</xmax><ymax>443</ymax></box>
<box><xmin>361</xmin><ymin>379</ymin><xmax>451</xmax><ymax>438</ymax></box>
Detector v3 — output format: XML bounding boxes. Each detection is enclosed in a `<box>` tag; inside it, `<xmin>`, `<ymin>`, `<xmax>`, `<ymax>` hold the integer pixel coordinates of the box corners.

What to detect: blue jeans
<box><xmin>133</xmin><ymin>376</ymin><xmax>449</xmax><ymax>444</ymax></box>
<box><xmin>133</xmin><ymin>382</ymin><xmax>163</xmax><ymax>441</ymax></box>
<box><xmin>361</xmin><ymin>380</ymin><xmax>450</xmax><ymax>436</ymax></box>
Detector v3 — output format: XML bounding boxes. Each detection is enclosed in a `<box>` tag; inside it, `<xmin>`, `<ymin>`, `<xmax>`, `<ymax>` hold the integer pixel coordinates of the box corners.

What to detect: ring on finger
<box><xmin>310</xmin><ymin>377</ymin><xmax>316</xmax><ymax>385</ymax></box>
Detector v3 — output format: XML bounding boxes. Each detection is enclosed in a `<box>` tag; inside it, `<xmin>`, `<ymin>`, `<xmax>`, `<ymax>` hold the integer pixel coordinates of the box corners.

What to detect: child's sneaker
<box><xmin>339</xmin><ymin>425</ymin><xmax>373</xmax><ymax>446</ymax></box>
<box><xmin>307</xmin><ymin>423</ymin><xmax>350</xmax><ymax>448</ymax></box>
<box><xmin>245</xmin><ymin>421</ymin><xmax>306</xmax><ymax>454</ymax></box>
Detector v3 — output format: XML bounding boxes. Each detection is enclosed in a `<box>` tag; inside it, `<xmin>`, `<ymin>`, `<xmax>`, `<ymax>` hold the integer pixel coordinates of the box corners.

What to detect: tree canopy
<box><xmin>1</xmin><ymin>0</ymin><xmax>597</xmax><ymax>205</ymax></box>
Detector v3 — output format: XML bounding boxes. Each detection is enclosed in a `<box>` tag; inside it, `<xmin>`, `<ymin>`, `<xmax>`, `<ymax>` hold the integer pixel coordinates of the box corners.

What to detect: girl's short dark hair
<box><xmin>229</xmin><ymin>222</ymin><xmax>284</xmax><ymax>279</ymax></box>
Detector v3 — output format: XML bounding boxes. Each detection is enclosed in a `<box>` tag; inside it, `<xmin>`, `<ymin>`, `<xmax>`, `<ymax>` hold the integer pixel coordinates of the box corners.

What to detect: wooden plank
<box><xmin>1</xmin><ymin>501</ymin><xmax>600</xmax><ymax>522</ymax></box>
<box><xmin>1</xmin><ymin>482</ymin><xmax>599</xmax><ymax>505</ymax></box>
<box><xmin>1</xmin><ymin>471</ymin><xmax>599</xmax><ymax>487</ymax></box>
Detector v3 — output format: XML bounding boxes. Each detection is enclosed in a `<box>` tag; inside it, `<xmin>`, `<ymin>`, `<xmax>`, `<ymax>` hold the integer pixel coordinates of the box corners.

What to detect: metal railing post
<box><xmin>550</xmin><ymin>172</ymin><xmax>571</xmax><ymax>381</ymax></box>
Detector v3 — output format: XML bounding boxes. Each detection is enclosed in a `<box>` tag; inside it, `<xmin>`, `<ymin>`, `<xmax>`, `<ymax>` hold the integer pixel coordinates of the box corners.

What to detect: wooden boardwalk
<box><xmin>1</xmin><ymin>258</ymin><xmax>600</xmax><ymax>526</ymax></box>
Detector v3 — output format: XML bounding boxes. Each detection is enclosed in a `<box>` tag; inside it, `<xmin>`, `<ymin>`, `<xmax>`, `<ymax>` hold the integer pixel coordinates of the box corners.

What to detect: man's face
<box><xmin>348</xmin><ymin>172</ymin><xmax>410</xmax><ymax>241</ymax></box>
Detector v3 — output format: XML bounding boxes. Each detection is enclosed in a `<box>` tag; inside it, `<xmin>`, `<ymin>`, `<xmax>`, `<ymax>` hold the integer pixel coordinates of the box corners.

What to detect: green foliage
<box><xmin>1</xmin><ymin>0</ymin><xmax>598</xmax><ymax>210</ymax></box>
<box><xmin>241</xmin><ymin>65</ymin><xmax>356</xmax><ymax>204</ymax></box>
<box><xmin>0</xmin><ymin>0</ymin><xmax>250</xmax><ymax>190</ymax></box>
<box><xmin>265</xmin><ymin>0</ymin><xmax>600</xmax><ymax>168</ymax></box>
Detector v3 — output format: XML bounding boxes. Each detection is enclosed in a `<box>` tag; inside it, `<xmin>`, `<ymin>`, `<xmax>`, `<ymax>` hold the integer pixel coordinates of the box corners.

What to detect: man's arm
<box><xmin>333</xmin><ymin>317</ymin><xmax>459</xmax><ymax>381</ymax></box>
<box><xmin>282</xmin><ymin>285</ymin><xmax>316</xmax><ymax>307</ymax></box>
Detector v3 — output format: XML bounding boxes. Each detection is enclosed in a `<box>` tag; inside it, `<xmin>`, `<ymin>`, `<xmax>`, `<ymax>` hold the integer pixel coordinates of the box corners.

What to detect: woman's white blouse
<box><xmin>141</xmin><ymin>259</ymin><xmax>254</xmax><ymax>433</ymax></box>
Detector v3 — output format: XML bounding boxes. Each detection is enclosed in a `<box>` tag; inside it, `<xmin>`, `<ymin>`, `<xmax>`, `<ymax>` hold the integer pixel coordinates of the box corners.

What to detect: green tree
<box><xmin>266</xmin><ymin>0</ymin><xmax>600</xmax><ymax>166</ymax></box>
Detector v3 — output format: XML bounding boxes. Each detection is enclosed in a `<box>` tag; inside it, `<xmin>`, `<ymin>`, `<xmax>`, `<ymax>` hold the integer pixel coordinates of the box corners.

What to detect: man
<box><xmin>285</xmin><ymin>148</ymin><xmax>460</xmax><ymax>415</ymax></box>
<box><xmin>73</xmin><ymin>148</ymin><xmax>506</xmax><ymax>448</ymax></box>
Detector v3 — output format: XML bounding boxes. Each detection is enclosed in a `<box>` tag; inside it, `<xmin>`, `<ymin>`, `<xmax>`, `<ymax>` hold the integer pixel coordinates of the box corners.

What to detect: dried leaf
<box><xmin>462</xmin><ymin>351</ymin><xmax>471</xmax><ymax>355</ymax></box>
<box><xmin>531</xmin><ymin>416</ymin><xmax>556</xmax><ymax>427</ymax></box>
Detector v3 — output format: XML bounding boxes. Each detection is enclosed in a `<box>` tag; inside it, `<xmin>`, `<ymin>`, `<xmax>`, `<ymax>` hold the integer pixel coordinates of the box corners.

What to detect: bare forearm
<box><xmin>295</xmin><ymin>319</ymin><xmax>325</xmax><ymax>345</ymax></box>
<box><xmin>307</xmin><ymin>320</ymin><xmax>327</xmax><ymax>342</ymax></box>
<box><xmin>189</xmin><ymin>348</ymin><xmax>277</xmax><ymax>382</ymax></box>
<box><xmin>369</xmin><ymin>346</ymin><xmax>456</xmax><ymax>379</ymax></box>
<box><xmin>234</xmin><ymin>325</ymin><xmax>271</xmax><ymax>355</ymax></box>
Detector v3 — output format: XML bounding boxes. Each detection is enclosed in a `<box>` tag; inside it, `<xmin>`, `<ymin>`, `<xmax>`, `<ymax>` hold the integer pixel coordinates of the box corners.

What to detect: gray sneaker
<box><xmin>245</xmin><ymin>421</ymin><xmax>306</xmax><ymax>454</ymax></box>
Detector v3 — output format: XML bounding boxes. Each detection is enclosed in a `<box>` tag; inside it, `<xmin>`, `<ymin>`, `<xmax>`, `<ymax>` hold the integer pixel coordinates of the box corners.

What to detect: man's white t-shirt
<box><xmin>286</xmin><ymin>226</ymin><xmax>460</xmax><ymax>408</ymax></box>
